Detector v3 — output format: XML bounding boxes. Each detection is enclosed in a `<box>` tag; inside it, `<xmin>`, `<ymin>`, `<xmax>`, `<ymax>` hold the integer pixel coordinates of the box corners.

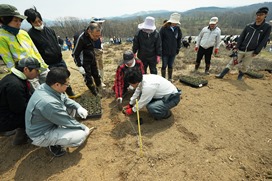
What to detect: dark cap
<box><xmin>0</xmin><ymin>4</ymin><xmax>27</xmax><ymax>19</ymax></box>
<box><xmin>256</xmin><ymin>7</ymin><xmax>269</xmax><ymax>14</ymax></box>
<box><xmin>123</xmin><ymin>50</ymin><xmax>134</xmax><ymax>64</ymax></box>
<box><xmin>18</xmin><ymin>57</ymin><xmax>41</xmax><ymax>69</ymax></box>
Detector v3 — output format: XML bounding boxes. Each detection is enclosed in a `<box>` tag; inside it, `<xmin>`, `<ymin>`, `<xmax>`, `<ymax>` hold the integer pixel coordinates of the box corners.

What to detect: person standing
<box><xmin>91</xmin><ymin>17</ymin><xmax>106</xmax><ymax>87</ymax></box>
<box><xmin>216</xmin><ymin>7</ymin><xmax>271</xmax><ymax>80</ymax></box>
<box><xmin>73</xmin><ymin>23</ymin><xmax>102</xmax><ymax>96</ymax></box>
<box><xmin>123</xmin><ymin>68</ymin><xmax>181</xmax><ymax>120</ymax></box>
<box><xmin>113</xmin><ymin>50</ymin><xmax>145</xmax><ymax>106</ymax></box>
<box><xmin>159</xmin><ymin>13</ymin><xmax>182</xmax><ymax>82</ymax></box>
<box><xmin>132</xmin><ymin>16</ymin><xmax>162</xmax><ymax>74</ymax></box>
<box><xmin>194</xmin><ymin>17</ymin><xmax>221</xmax><ymax>74</ymax></box>
<box><xmin>24</xmin><ymin>7</ymin><xmax>80</xmax><ymax>99</ymax></box>
<box><xmin>0</xmin><ymin>4</ymin><xmax>49</xmax><ymax>88</ymax></box>
<box><xmin>25</xmin><ymin>67</ymin><xmax>91</xmax><ymax>157</ymax></box>
<box><xmin>0</xmin><ymin>57</ymin><xmax>40</xmax><ymax>145</ymax></box>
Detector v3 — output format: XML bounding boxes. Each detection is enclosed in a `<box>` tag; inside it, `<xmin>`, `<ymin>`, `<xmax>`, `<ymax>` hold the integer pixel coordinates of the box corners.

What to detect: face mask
<box><xmin>34</xmin><ymin>23</ymin><xmax>44</xmax><ymax>31</ymax></box>
<box><xmin>2</xmin><ymin>25</ymin><xmax>20</xmax><ymax>36</ymax></box>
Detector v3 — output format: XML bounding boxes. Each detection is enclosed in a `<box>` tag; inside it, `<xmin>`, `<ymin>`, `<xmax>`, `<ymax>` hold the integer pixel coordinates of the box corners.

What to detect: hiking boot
<box><xmin>215</xmin><ymin>68</ymin><xmax>230</xmax><ymax>79</ymax></box>
<box><xmin>48</xmin><ymin>145</ymin><xmax>66</xmax><ymax>157</ymax></box>
<box><xmin>12</xmin><ymin>128</ymin><xmax>29</xmax><ymax>145</ymax></box>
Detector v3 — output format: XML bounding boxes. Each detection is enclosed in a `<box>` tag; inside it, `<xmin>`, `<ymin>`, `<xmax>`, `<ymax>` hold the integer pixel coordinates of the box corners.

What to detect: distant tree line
<box><xmin>50</xmin><ymin>6</ymin><xmax>271</xmax><ymax>41</ymax></box>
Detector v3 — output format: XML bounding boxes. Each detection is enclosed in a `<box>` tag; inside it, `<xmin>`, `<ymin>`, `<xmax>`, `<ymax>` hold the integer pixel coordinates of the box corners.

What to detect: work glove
<box><xmin>77</xmin><ymin>107</ymin><xmax>88</xmax><ymax>119</ymax></box>
<box><xmin>214</xmin><ymin>48</ymin><xmax>219</xmax><ymax>55</ymax></box>
<box><xmin>194</xmin><ymin>47</ymin><xmax>198</xmax><ymax>52</ymax></box>
<box><xmin>156</xmin><ymin>56</ymin><xmax>160</xmax><ymax>64</ymax></box>
<box><xmin>127</xmin><ymin>85</ymin><xmax>134</xmax><ymax>91</ymax></box>
<box><xmin>78</xmin><ymin>66</ymin><xmax>86</xmax><ymax>75</ymax></box>
<box><xmin>123</xmin><ymin>104</ymin><xmax>133</xmax><ymax>110</ymax></box>
<box><xmin>122</xmin><ymin>107</ymin><xmax>133</xmax><ymax>116</ymax></box>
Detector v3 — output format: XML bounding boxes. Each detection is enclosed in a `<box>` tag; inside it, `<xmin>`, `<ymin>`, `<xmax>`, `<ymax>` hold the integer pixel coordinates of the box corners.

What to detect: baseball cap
<box><xmin>209</xmin><ymin>17</ymin><xmax>218</xmax><ymax>24</ymax></box>
<box><xmin>0</xmin><ymin>4</ymin><xmax>27</xmax><ymax>19</ymax></box>
<box><xmin>123</xmin><ymin>50</ymin><xmax>134</xmax><ymax>64</ymax></box>
<box><xmin>18</xmin><ymin>57</ymin><xmax>41</xmax><ymax>69</ymax></box>
<box><xmin>256</xmin><ymin>7</ymin><xmax>269</xmax><ymax>14</ymax></box>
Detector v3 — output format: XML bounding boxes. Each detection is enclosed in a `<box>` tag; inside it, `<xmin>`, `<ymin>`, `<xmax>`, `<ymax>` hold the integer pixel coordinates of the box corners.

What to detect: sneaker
<box><xmin>48</xmin><ymin>145</ymin><xmax>66</xmax><ymax>157</ymax></box>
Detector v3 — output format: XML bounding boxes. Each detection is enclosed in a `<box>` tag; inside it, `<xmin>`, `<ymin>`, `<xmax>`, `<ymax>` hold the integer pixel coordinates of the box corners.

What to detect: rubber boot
<box><xmin>66</xmin><ymin>86</ymin><xmax>81</xmax><ymax>99</ymax></box>
<box><xmin>87</xmin><ymin>84</ymin><xmax>98</xmax><ymax>96</ymax></box>
<box><xmin>161</xmin><ymin>69</ymin><xmax>166</xmax><ymax>78</ymax></box>
<box><xmin>13</xmin><ymin>128</ymin><xmax>29</xmax><ymax>145</ymax></box>
<box><xmin>215</xmin><ymin>68</ymin><xmax>230</xmax><ymax>79</ymax></box>
<box><xmin>168</xmin><ymin>68</ymin><xmax>173</xmax><ymax>82</ymax></box>
<box><xmin>237</xmin><ymin>71</ymin><xmax>244</xmax><ymax>80</ymax></box>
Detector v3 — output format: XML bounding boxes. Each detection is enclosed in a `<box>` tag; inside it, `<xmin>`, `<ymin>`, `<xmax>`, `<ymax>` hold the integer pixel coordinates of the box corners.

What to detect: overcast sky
<box><xmin>0</xmin><ymin>0</ymin><xmax>269</xmax><ymax>20</ymax></box>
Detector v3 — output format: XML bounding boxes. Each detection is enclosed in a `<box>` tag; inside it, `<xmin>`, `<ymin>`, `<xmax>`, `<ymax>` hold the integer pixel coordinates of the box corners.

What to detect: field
<box><xmin>0</xmin><ymin>43</ymin><xmax>272</xmax><ymax>181</ymax></box>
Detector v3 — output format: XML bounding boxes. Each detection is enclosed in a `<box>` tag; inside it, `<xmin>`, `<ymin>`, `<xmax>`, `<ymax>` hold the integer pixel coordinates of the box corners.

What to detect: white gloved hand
<box><xmin>78</xmin><ymin>66</ymin><xmax>86</xmax><ymax>75</ymax></box>
<box><xmin>116</xmin><ymin>97</ymin><xmax>122</xmax><ymax>104</ymax></box>
<box><xmin>128</xmin><ymin>85</ymin><xmax>134</xmax><ymax>91</ymax></box>
<box><xmin>77</xmin><ymin>107</ymin><xmax>88</xmax><ymax>119</ymax></box>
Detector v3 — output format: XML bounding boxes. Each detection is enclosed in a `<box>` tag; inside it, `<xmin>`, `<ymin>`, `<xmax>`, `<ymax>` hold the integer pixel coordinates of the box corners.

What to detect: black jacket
<box><xmin>0</xmin><ymin>73</ymin><xmax>30</xmax><ymax>119</ymax></box>
<box><xmin>160</xmin><ymin>26</ymin><xmax>182</xmax><ymax>56</ymax></box>
<box><xmin>73</xmin><ymin>30</ymin><xmax>95</xmax><ymax>66</ymax></box>
<box><xmin>237</xmin><ymin>20</ymin><xmax>271</xmax><ymax>55</ymax></box>
<box><xmin>132</xmin><ymin>30</ymin><xmax>162</xmax><ymax>62</ymax></box>
<box><xmin>28</xmin><ymin>26</ymin><xmax>63</xmax><ymax>65</ymax></box>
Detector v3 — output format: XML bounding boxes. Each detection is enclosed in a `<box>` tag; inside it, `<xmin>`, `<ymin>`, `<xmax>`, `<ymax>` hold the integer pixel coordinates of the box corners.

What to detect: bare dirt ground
<box><xmin>1</xmin><ymin>43</ymin><xmax>272</xmax><ymax>181</ymax></box>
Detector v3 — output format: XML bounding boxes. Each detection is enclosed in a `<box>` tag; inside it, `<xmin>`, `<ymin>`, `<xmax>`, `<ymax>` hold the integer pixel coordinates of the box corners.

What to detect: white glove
<box><xmin>77</xmin><ymin>107</ymin><xmax>88</xmax><ymax>119</ymax></box>
<box><xmin>78</xmin><ymin>66</ymin><xmax>86</xmax><ymax>75</ymax></box>
<box><xmin>116</xmin><ymin>97</ymin><xmax>122</xmax><ymax>104</ymax></box>
<box><xmin>128</xmin><ymin>85</ymin><xmax>134</xmax><ymax>91</ymax></box>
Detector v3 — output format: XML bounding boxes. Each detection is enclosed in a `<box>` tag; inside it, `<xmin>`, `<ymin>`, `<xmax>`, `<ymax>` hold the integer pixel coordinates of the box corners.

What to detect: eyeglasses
<box><xmin>62</xmin><ymin>83</ymin><xmax>70</xmax><ymax>87</ymax></box>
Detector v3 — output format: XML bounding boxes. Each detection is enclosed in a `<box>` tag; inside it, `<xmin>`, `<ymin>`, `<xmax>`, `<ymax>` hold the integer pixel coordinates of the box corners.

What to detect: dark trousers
<box><xmin>162</xmin><ymin>55</ymin><xmax>176</xmax><ymax>70</ymax></box>
<box><xmin>146</xmin><ymin>90</ymin><xmax>181</xmax><ymax>120</ymax></box>
<box><xmin>195</xmin><ymin>46</ymin><xmax>213</xmax><ymax>69</ymax></box>
<box><xmin>0</xmin><ymin>113</ymin><xmax>25</xmax><ymax>132</ymax></box>
<box><xmin>83</xmin><ymin>61</ymin><xmax>101</xmax><ymax>87</ymax></box>
<box><xmin>142</xmin><ymin>57</ymin><xmax>157</xmax><ymax>74</ymax></box>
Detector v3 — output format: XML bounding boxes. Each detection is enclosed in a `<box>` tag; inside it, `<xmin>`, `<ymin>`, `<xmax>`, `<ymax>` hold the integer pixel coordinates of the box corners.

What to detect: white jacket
<box><xmin>196</xmin><ymin>26</ymin><xmax>221</xmax><ymax>49</ymax></box>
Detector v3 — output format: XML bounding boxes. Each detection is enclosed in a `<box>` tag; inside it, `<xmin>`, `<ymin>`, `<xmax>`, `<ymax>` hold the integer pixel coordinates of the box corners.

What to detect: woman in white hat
<box><xmin>159</xmin><ymin>13</ymin><xmax>182</xmax><ymax>82</ymax></box>
<box><xmin>132</xmin><ymin>16</ymin><xmax>162</xmax><ymax>74</ymax></box>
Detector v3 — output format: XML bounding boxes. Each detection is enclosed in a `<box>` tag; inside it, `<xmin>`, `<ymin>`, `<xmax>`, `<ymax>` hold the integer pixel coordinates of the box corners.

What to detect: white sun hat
<box><xmin>209</xmin><ymin>17</ymin><xmax>218</xmax><ymax>24</ymax></box>
<box><xmin>138</xmin><ymin>16</ymin><xmax>156</xmax><ymax>30</ymax></box>
<box><xmin>167</xmin><ymin>13</ymin><xmax>181</xmax><ymax>24</ymax></box>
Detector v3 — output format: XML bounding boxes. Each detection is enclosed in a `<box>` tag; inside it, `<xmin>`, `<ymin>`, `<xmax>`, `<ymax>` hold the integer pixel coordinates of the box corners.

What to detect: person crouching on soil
<box><xmin>25</xmin><ymin>67</ymin><xmax>91</xmax><ymax>157</ymax></box>
<box><xmin>122</xmin><ymin>68</ymin><xmax>181</xmax><ymax>120</ymax></box>
<box><xmin>0</xmin><ymin>57</ymin><xmax>40</xmax><ymax>145</ymax></box>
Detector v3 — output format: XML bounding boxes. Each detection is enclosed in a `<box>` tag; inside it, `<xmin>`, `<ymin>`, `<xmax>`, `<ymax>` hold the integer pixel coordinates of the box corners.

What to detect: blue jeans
<box><xmin>146</xmin><ymin>90</ymin><xmax>181</xmax><ymax>120</ymax></box>
<box><xmin>162</xmin><ymin>55</ymin><xmax>176</xmax><ymax>70</ymax></box>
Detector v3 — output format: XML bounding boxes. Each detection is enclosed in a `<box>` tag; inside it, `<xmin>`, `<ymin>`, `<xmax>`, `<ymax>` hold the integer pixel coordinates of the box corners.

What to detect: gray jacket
<box><xmin>25</xmin><ymin>83</ymin><xmax>86</xmax><ymax>138</ymax></box>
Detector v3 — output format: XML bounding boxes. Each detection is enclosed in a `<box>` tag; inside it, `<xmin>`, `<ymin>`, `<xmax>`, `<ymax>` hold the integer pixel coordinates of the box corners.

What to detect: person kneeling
<box><xmin>25</xmin><ymin>67</ymin><xmax>91</xmax><ymax>157</ymax></box>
